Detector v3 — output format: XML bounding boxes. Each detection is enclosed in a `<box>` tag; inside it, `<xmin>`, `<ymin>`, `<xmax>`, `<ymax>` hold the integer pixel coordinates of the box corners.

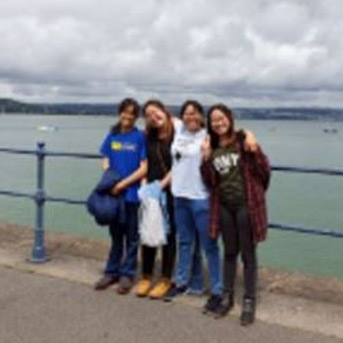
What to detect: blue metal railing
<box><xmin>0</xmin><ymin>142</ymin><xmax>342</xmax><ymax>263</ymax></box>
<box><xmin>271</xmin><ymin>165</ymin><xmax>343</xmax><ymax>176</ymax></box>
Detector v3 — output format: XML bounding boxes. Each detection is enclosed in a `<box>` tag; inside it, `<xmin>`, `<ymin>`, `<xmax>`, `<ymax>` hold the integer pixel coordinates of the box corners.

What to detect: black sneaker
<box><xmin>214</xmin><ymin>292</ymin><xmax>234</xmax><ymax>318</ymax></box>
<box><xmin>163</xmin><ymin>284</ymin><xmax>187</xmax><ymax>302</ymax></box>
<box><xmin>203</xmin><ymin>294</ymin><xmax>222</xmax><ymax>315</ymax></box>
<box><xmin>240</xmin><ymin>297</ymin><xmax>256</xmax><ymax>326</ymax></box>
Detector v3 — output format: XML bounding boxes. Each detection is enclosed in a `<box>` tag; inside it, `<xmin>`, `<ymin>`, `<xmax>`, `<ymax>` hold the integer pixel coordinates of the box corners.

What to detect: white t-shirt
<box><xmin>171</xmin><ymin>121</ymin><xmax>209</xmax><ymax>199</ymax></box>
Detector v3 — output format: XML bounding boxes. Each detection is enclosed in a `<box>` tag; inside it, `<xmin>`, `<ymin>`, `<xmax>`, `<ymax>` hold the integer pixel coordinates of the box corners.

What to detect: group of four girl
<box><xmin>93</xmin><ymin>98</ymin><xmax>271</xmax><ymax>326</ymax></box>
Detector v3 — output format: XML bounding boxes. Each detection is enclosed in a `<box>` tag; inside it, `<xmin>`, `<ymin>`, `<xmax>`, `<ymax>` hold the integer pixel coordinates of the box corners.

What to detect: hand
<box><xmin>244</xmin><ymin>130</ymin><xmax>258</xmax><ymax>152</ymax></box>
<box><xmin>102</xmin><ymin>158</ymin><xmax>110</xmax><ymax>171</ymax></box>
<box><xmin>201</xmin><ymin>135</ymin><xmax>212</xmax><ymax>161</ymax></box>
<box><xmin>110</xmin><ymin>182</ymin><xmax>125</xmax><ymax>196</ymax></box>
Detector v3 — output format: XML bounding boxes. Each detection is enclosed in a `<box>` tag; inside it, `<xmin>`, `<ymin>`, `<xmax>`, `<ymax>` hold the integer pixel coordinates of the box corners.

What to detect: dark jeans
<box><xmin>104</xmin><ymin>202</ymin><xmax>139</xmax><ymax>279</ymax></box>
<box><xmin>141</xmin><ymin>193</ymin><xmax>176</xmax><ymax>279</ymax></box>
<box><xmin>220</xmin><ymin>203</ymin><xmax>257</xmax><ymax>299</ymax></box>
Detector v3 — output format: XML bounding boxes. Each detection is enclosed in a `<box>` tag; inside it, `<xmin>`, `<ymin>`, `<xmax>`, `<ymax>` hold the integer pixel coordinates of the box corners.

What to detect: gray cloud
<box><xmin>0</xmin><ymin>0</ymin><xmax>342</xmax><ymax>106</ymax></box>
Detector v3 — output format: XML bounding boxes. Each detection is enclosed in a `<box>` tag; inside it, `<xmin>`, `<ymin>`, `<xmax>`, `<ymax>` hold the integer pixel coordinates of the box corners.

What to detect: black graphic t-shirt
<box><xmin>212</xmin><ymin>145</ymin><xmax>245</xmax><ymax>206</ymax></box>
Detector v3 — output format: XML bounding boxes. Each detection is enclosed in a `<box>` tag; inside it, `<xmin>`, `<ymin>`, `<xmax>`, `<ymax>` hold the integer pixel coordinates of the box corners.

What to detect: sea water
<box><xmin>0</xmin><ymin>114</ymin><xmax>342</xmax><ymax>278</ymax></box>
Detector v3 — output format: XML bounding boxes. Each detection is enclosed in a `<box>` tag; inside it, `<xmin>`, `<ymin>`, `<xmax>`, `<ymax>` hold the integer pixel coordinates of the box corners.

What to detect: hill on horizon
<box><xmin>1</xmin><ymin>98</ymin><xmax>343</xmax><ymax>121</ymax></box>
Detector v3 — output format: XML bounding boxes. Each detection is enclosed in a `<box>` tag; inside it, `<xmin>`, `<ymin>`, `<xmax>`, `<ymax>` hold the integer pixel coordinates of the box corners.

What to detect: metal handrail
<box><xmin>272</xmin><ymin>165</ymin><xmax>343</xmax><ymax>176</ymax></box>
<box><xmin>269</xmin><ymin>223</ymin><xmax>343</xmax><ymax>238</ymax></box>
<box><xmin>0</xmin><ymin>147</ymin><xmax>100</xmax><ymax>159</ymax></box>
<box><xmin>0</xmin><ymin>143</ymin><xmax>342</xmax><ymax>263</ymax></box>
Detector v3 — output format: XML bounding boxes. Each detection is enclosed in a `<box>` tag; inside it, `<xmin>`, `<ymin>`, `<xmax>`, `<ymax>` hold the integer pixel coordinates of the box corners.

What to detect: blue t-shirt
<box><xmin>100</xmin><ymin>127</ymin><xmax>147</xmax><ymax>203</ymax></box>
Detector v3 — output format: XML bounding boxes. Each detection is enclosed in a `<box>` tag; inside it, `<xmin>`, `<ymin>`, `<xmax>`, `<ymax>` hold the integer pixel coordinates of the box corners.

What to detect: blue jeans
<box><xmin>174</xmin><ymin>197</ymin><xmax>222</xmax><ymax>295</ymax></box>
<box><xmin>104</xmin><ymin>202</ymin><xmax>139</xmax><ymax>279</ymax></box>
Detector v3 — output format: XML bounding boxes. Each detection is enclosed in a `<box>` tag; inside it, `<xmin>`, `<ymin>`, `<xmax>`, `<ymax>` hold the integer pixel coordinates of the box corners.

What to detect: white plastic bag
<box><xmin>138</xmin><ymin>197</ymin><xmax>167</xmax><ymax>247</ymax></box>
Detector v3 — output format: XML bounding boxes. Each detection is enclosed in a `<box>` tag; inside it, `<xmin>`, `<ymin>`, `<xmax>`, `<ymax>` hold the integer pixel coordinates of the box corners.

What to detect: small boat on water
<box><xmin>323</xmin><ymin>128</ymin><xmax>338</xmax><ymax>134</ymax></box>
<box><xmin>36</xmin><ymin>125</ymin><xmax>59</xmax><ymax>132</ymax></box>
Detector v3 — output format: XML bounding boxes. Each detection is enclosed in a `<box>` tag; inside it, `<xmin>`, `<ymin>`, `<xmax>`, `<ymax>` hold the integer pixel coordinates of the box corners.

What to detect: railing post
<box><xmin>30</xmin><ymin>141</ymin><xmax>49</xmax><ymax>263</ymax></box>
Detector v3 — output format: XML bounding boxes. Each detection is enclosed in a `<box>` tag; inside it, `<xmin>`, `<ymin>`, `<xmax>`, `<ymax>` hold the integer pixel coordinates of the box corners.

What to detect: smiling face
<box><xmin>182</xmin><ymin>104</ymin><xmax>203</xmax><ymax>132</ymax></box>
<box><xmin>119</xmin><ymin>104</ymin><xmax>137</xmax><ymax>131</ymax></box>
<box><xmin>210</xmin><ymin>108</ymin><xmax>233</xmax><ymax>138</ymax></box>
<box><xmin>144</xmin><ymin>104</ymin><xmax>167</xmax><ymax>129</ymax></box>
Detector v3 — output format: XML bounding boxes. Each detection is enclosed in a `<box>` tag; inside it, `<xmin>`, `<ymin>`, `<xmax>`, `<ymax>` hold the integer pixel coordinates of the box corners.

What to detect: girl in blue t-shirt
<box><xmin>94</xmin><ymin>98</ymin><xmax>147</xmax><ymax>295</ymax></box>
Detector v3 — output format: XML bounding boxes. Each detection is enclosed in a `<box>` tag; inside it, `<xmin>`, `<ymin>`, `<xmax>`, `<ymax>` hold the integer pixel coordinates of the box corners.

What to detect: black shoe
<box><xmin>214</xmin><ymin>292</ymin><xmax>234</xmax><ymax>318</ymax></box>
<box><xmin>203</xmin><ymin>294</ymin><xmax>222</xmax><ymax>315</ymax></box>
<box><xmin>163</xmin><ymin>285</ymin><xmax>187</xmax><ymax>302</ymax></box>
<box><xmin>240</xmin><ymin>297</ymin><xmax>256</xmax><ymax>326</ymax></box>
<box><xmin>94</xmin><ymin>275</ymin><xmax>119</xmax><ymax>290</ymax></box>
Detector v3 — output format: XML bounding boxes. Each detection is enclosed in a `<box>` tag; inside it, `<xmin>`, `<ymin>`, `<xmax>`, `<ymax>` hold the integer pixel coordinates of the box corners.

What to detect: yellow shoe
<box><xmin>149</xmin><ymin>278</ymin><xmax>172</xmax><ymax>299</ymax></box>
<box><xmin>135</xmin><ymin>277</ymin><xmax>152</xmax><ymax>297</ymax></box>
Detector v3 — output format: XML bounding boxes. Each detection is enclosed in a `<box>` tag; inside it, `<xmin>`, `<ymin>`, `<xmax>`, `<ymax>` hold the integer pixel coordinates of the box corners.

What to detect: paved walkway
<box><xmin>0</xmin><ymin>244</ymin><xmax>342</xmax><ymax>343</ymax></box>
<box><xmin>0</xmin><ymin>265</ymin><xmax>342</xmax><ymax>343</ymax></box>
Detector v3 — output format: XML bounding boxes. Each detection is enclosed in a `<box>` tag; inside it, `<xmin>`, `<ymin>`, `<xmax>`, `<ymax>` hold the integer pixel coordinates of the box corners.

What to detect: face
<box><xmin>210</xmin><ymin>109</ymin><xmax>231</xmax><ymax>137</ymax></box>
<box><xmin>183</xmin><ymin>105</ymin><xmax>203</xmax><ymax>132</ymax></box>
<box><xmin>144</xmin><ymin>105</ymin><xmax>167</xmax><ymax>128</ymax></box>
<box><xmin>119</xmin><ymin>105</ymin><xmax>137</xmax><ymax>130</ymax></box>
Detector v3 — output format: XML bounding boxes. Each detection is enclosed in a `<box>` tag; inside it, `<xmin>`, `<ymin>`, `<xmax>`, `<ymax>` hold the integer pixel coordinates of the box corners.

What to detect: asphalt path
<box><xmin>0</xmin><ymin>266</ymin><xmax>341</xmax><ymax>343</ymax></box>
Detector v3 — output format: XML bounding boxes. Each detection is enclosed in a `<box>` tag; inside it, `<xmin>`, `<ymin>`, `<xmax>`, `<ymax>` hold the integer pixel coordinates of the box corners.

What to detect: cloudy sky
<box><xmin>0</xmin><ymin>0</ymin><xmax>342</xmax><ymax>107</ymax></box>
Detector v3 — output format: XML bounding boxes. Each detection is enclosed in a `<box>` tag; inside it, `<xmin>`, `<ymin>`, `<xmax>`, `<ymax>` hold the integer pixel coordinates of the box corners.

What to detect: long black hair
<box><xmin>207</xmin><ymin>103</ymin><xmax>235</xmax><ymax>149</ymax></box>
<box><xmin>111</xmin><ymin>98</ymin><xmax>140</xmax><ymax>133</ymax></box>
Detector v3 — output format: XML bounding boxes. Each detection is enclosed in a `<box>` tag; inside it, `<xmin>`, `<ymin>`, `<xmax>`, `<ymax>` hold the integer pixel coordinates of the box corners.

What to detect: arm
<box><xmin>160</xmin><ymin>171</ymin><xmax>172</xmax><ymax>190</ymax></box>
<box><xmin>111</xmin><ymin>159</ymin><xmax>148</xmax><ymax>195</ymax></box>
<box><xmin>200</xmin><ymin>159</ymin><xmax>218</xmax><ymax>189</ymax></box>
<box><xmin>247</xmin><ymin>147</ymin><xmax>271</xmax><ymax>190</ymax></box>
<box><xmin>99</xmin><ymin>133</ymin><xmax>112</xmax><ymax>170</ymax></box>
<box><xmin>200</xmin><ymin>135</ymin><xmax>217</xmax><ymax>188</ymax></box>
<box><xmin>243</xmin><ymin>130</ymin><xmax>258</xmax><ymax>152</ymax></box>
<box><xmin>172</xmin><ymin>116</ymin><xmax>182</xmax><ymax>127</ymax></box>
<box><xmin>238</xmin><ymin>129</ymin><xmax>270</xmax><ymax>189</ymax></box>
<box><xmin>101</xmin><ymin>157</ymin><xmax>110</xmax><ymax>171</ymax></box>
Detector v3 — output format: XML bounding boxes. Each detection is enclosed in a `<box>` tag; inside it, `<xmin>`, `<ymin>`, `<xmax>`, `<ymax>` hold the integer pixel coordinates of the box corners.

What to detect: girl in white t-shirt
<box><xmin>165</xmin><ymin>100</ymin><xmax>223</xmax><ymax>316</ymax></box>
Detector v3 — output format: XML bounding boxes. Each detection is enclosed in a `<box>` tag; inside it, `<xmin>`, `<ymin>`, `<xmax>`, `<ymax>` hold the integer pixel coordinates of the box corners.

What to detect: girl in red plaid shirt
<box><xmin>201</xmin><ymin>103</ymin><xmax>271</xmax><ymax>326</ymax></box>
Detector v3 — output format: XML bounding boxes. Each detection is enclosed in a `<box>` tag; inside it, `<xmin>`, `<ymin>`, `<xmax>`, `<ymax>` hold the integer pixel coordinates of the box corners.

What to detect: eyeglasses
<box><xmin>211</xmin><ymin>119</ymin><xmax>226</xmax><ymax>125</ymax></box>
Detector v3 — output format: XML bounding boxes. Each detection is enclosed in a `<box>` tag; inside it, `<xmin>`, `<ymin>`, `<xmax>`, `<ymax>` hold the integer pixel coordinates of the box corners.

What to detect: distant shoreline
<box><xmin>2</xmin><ymin>112</ymin><xmax>343</xmax><ymax>122</ymax></box>
<box><xmin>1</xmin><ymin>98</ymin><xmax>343</xmax><ymax>121</ymax></box>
